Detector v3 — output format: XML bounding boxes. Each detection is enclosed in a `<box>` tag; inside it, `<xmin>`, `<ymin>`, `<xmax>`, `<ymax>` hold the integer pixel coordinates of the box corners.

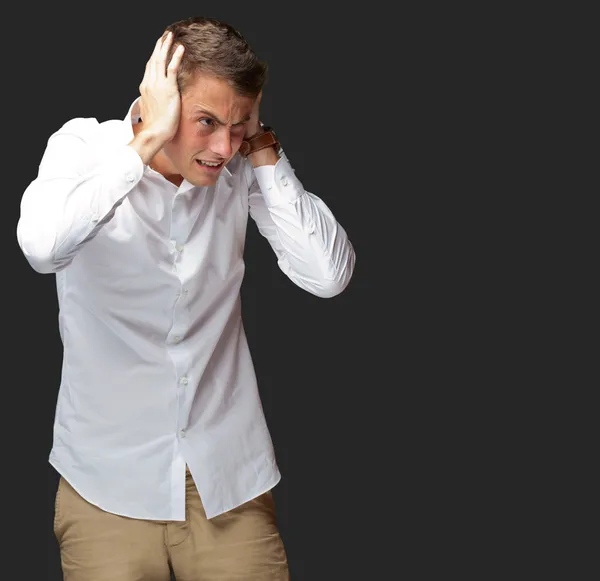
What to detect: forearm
<box><xmin>128</xmin><ymin>128</ymin><xmax>168</xmax><ymax>166</ymax></box>
<box><xmin>249</xmin><ymin>154</ymin><xmax>355</xmax><ymax>297</ymax></box>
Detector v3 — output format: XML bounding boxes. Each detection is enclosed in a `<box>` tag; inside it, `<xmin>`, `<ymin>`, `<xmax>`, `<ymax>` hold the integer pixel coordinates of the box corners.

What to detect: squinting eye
<box><xmin>199</xmin><ymin>118</ymin><xmax>213</xmax><ymax>126</ymax></box>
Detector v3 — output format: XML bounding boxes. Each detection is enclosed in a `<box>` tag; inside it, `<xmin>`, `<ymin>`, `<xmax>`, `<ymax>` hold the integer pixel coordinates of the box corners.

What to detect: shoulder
<box><xmin>50</xmin><ymin>117</ymin><xmax>127</xmax><ymax>146</ymax></box>
<box><xmin>51</xmin><ymin>117</ymin><xmax>100</xmax><ymax>141</ymax></box>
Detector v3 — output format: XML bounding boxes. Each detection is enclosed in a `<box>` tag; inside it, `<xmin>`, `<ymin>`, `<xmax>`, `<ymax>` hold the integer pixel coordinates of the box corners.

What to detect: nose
<box><xmin>210</xmin><ymin>126</ymin><xmax>233</xmax><ymax>159</ymax></box>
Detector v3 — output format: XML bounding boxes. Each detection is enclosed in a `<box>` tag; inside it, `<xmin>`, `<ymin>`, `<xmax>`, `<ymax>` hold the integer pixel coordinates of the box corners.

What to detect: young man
<box><xmin>17</xmin><ymin>16</ymin><xmax>354</xmax><ymax>581</ymax></box>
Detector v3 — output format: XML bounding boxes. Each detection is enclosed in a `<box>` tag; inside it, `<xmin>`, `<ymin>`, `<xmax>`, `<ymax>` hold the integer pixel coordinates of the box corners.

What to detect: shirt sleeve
<box><xmin>16</xmin><ymin>117</ymin><xmax>144</xmax><ymax>274</ymax></box>
<box><xmin>245</xmin><ymin>150</ymin><xmax>355</xmax><ymax>298</ymax></box>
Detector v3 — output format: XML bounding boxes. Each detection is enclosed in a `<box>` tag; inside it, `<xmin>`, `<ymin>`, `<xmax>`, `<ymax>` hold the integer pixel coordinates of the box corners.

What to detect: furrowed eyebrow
<box><xmin>194</xmin><ymin>109</ymin><xmax>250</xmax><ymax>126</ymax></box>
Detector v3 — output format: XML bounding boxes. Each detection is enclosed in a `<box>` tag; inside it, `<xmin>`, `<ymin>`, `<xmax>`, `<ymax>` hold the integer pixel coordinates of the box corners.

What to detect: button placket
<box><xmin>170</xmin><ymin>195</ymin><xmax>193</xmax><ymax>450</ymax></box>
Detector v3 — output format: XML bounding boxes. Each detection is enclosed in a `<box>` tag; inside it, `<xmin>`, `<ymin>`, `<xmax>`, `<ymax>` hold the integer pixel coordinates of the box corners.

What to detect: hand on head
<box><xmin>138</xmin><ymin>31</ymin><xmax>185</xmax><ymax>144</ymax></box>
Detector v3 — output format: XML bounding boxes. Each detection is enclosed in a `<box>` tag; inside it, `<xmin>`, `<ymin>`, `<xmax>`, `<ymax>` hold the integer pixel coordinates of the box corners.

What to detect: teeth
<box><xmin>198</xmin><ymin>160</ymin><xmax>221</xmax><ymax>167</ymax></box>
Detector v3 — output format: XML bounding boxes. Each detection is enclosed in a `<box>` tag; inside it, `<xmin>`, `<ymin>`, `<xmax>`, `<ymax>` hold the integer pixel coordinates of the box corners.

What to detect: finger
<box><xmin>149</xmin><ymin>31</ymin><xmax>169</xmax><ymax>79</ymax></box>
<box><xmin>151</xmin><ymin>33</ymin><xmax>168</xmax><ymax>62</ymax></box>
<box><xmin>167</xmin><ymin>44</ymin><xmax>185</xmax><ymax>77</ymax></box>
<box><xmin>252</xmin><ymin>91</ymin><xmax>263</xmax><ymax>114</ymax></box>
<box><xmin>151</xmin><ymin>34</ymin><xmax>164</xmax><ymax>58</ymax></box>
<box><xmin>139</xmin><ymin>60</ymin><xmax>150</xmax><ymax>92</ymax></box>
<box><xmin>156</xmin><ymin>31</ymin><xmax>173</xmax><ymax>77</ymax></box>
<box><xmin>146</xmin><ymin>34</ymin><xmax>165</xmax><ymax>83</ymax></box>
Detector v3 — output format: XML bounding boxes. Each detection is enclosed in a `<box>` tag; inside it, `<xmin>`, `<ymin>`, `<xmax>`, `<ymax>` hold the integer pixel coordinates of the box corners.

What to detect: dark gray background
<box><xmin>2</xmin><ymin>4</ymin><xmax>543</xmax><ymax>580</ymax></box>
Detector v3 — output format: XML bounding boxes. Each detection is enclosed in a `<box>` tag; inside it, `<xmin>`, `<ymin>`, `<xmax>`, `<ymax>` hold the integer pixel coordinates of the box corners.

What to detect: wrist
<box><xmin>245</xmin><ymin>125</ymin><xmax>265</xmax><ymax>140</ymax></box>
<box><xmin>239</xmin><ymin>126</ymin><xmax>280</xmax><ymax>162</ymax></box>
<box><xmin>129</xmin><ymin>128</ymin><xmax>169</xmax><ymax>165</ymax></box>
<box><xmin>247</xmin><ymin>146</ymin><xmax>280</xmax><ymax>168</ymax></box>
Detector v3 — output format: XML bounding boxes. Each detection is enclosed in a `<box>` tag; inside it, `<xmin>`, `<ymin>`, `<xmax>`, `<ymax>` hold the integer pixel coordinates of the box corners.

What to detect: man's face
<box><xmin>162</xmin><ymin>72</ymin><xmax>255</xmax><ymax>187</ymax></box>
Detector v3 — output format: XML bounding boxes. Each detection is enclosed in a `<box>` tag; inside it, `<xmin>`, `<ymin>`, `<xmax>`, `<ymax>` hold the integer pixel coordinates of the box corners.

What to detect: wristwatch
<box><xmin>239</xmin><ymin>126</ymin><xmax>280</xmax><ymax>157</ymax></box>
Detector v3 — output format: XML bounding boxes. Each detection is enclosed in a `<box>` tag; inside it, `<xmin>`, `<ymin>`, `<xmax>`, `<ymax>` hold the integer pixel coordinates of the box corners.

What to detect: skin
<box><xmin>130</xmin><ymin>31</ymin><xmax>278</xmax><ymax>188</ymax></box>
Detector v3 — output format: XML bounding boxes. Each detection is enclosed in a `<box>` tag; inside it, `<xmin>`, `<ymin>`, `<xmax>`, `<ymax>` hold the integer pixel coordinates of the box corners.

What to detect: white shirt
<box><xmin>16</xmin><ymin>99</ymin><xmax>355</xmax><ymax>520</ymax></box>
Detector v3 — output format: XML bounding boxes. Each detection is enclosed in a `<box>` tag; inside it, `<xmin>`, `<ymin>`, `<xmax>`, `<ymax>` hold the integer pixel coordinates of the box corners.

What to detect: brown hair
<box><xmin>164</xmin><ymin>16</ymin><xmax>267</xmax><ymax>98</ymax></box>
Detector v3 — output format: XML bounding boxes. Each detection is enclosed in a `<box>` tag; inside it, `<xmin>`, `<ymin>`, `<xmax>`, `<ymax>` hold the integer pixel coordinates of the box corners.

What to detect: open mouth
<box><xmin>196</xmin><ymin>159</ymin><xmax>224</xmax><ymax>171</ymax></box>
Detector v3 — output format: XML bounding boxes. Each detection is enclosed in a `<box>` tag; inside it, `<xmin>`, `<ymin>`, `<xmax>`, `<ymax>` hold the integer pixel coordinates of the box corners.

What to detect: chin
<box><xmin>192</xmin><ymin>175</ymin><xmax>219</xmax><ymax>187</ymax></box>
<box><xmin>182</xmin><ymin>170</ymin><xmax>218</xmax><ymax>187</ymax></box>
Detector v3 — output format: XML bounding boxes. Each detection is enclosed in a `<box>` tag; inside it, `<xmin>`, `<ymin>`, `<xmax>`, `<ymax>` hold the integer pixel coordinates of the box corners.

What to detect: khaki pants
<box><xmin>54</xmin><ymin>468</ymin><xmax>290</xmax><ymax>580</ymax></box>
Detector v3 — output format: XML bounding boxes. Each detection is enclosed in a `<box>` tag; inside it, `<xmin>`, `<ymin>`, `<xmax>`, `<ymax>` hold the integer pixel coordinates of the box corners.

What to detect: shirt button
<box><xmin>180</xmin><ymin>376</ymin><xmax>188</xmax><ymax>386</ymax></box>
<box><xmin>180</xmin><ymin>429</ymin><xmax>186</xmax><ymax>438</ymax></box>
<box><xmin>280</xmin><ymin>176</ymin><xmax>288</xmax><ymax>186</ymax></box>
<box><xmin>126</xmin><ymin>172</ymin><xmax>135</xmax><ymax>183</ymax></box>
<box><xmin>176</xmin><ymin>245</ymin><xmax>184</xmax><ymax>253</ymax></box>
<box><xmin>173</xmin><ymin>335</ymin><xmax>181</xmax><ymax>343</ymax></box>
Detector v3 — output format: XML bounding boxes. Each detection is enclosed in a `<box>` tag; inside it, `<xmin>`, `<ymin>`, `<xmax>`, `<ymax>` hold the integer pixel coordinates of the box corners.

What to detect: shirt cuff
<box><xmin>252</xmin><ymin>154</ymin><xmax>305</xmax><ymax>208</ymax></box>
<box><xmin>120</xmin><ymin>144</ymin><xmax>146</xmax><ymax>185</ymax></box>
